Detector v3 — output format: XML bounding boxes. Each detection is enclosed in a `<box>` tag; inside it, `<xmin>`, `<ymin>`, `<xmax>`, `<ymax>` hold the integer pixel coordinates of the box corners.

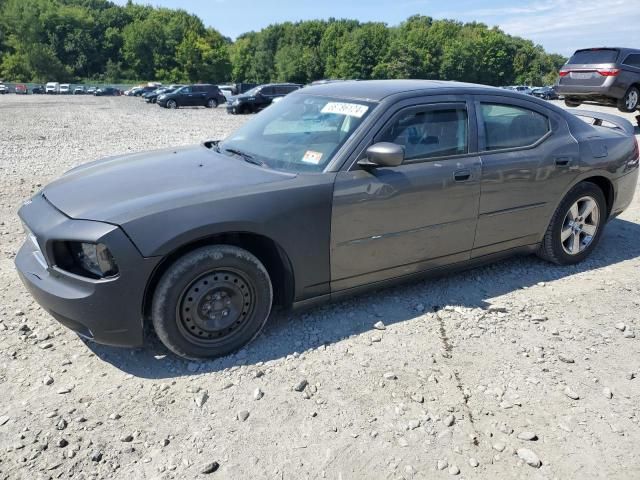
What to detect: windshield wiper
<box><xmin>223</xmin><ymin>148</ymin><xmax>267</xmax><ymax>167</ymax></box>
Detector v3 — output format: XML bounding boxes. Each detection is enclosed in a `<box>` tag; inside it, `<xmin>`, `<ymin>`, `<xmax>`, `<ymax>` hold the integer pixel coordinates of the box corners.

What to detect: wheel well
<box><xmin>582</xmin><ymin>176</ymin><xmax>614</xmax><ymax>216</ymax></box>
<box><xmin>142</xmin><ymin>232</ymin><xmax>295</xmax><ymax>321</ymax></box>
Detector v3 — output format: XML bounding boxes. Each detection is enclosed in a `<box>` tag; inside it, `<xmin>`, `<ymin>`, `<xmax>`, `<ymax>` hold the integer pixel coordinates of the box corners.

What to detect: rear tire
<box><xmin>206</xmin><ymin>98</ymin><xmax>218</xmax><ymax>108</ymax></box>
<box><xmin>618</xmin><ymin>86</ymin><xmax>639</xmax><ymax>113</ymax></box>
<box><xmin>564</xmin><ymin>98</ymin><xmax>581</xmax><ymax>108</ymax></box>
<box><xmin>537</xmin><ymin>182</ymin><xmax>606</xmax><ymax>265</ymax></box>
<box><xmin>151</xmin><ymin>245</ymin><xmax>273</xmax><ymax>360</ymax></box>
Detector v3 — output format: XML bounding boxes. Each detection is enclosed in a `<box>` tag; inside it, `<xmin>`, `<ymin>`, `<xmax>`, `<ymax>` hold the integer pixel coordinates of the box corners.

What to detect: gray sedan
<box><xmin>16</xmin><ymin>80</ymin><xmax>639</xmax><ymax>359</ymax></box>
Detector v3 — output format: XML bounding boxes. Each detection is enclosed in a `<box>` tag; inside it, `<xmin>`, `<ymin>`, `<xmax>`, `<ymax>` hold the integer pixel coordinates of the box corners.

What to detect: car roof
<box><xmin>572</xmin><ymin>47</ymin><xmax>640</xmax><ymax>56</ymax></box>
<box><xmin>298</xmin><ymin>79</ymin><xmax>519</xmax><ymax>102</ymax></box>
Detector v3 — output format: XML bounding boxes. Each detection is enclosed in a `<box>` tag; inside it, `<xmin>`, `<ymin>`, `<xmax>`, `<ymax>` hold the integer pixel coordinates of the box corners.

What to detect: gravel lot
<box><xmin>1</xmin><ymin>95</ymin><xmax>639</xmax><ymax>480</ymax></box>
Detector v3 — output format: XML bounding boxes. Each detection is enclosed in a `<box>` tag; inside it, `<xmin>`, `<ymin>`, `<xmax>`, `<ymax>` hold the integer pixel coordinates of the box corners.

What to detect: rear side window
<box><xmin>623</xmin><ymin>54</ymin><xmax>640</xmax><ymax>68</ymax></box>
<box><xmin>567</xmin><ymin>49</ymin><xmax>619</xmax><ymax>64</ymax></box>
<box><xmin>262</xmin><ymin>87</ymin><xmax>275</xmax><ymax>95</ymax></box>
<box><xmin>379</xmin><ymin>106</ymin><xmax>468</xmax><ymax>161</ymax></box>
<box><xmin>480</xmin><ymin>104</ymin><xmax>549</xmax><ymax>151</ymax></box>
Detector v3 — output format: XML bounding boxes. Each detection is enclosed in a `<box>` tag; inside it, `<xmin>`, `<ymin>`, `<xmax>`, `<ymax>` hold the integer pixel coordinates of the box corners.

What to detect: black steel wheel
<box><xmin>152</xmin><ymin>245</ymin><xmax>272</xmax><ymax>359</ymax></box>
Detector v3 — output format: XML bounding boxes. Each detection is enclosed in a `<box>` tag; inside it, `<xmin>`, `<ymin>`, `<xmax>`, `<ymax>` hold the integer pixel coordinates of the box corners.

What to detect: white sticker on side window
<box><xmin>302</xmin><ymin>150</ymin><xmax>323</xmax><ymax>164</ymax></box>
<box><xmin>321</xmin><ymin>102</ymin><xmax>369</xmax><ymax>118</ymax></box>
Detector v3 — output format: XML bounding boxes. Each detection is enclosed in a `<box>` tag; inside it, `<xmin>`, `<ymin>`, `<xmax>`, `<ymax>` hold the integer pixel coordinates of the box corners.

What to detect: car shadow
<box><xmin>85</xmin><ymin>217</ymin><xmax>640</xmax><ymax>379</ymax></box>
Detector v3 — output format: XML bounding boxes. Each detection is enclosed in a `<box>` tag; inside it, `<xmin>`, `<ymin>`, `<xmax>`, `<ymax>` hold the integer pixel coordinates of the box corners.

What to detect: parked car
<box><xmin>226</xmin><ymin>83</ymin><xmax>302</xmax><ymax>114</ymax></box>
<box><xmin>531</xmin><ymin>86</ymin><xmax>559</xmax><ymax>100</ymax></box>
<box><xmin>555</xmin><ymin>47</ymin><xmax>640</xmax><ymax>113</ymax></box>
<box><xmin>59</xmin><ymin>84</ymin><xmax>71</xmax><ymax>95</ymax></box>
<box><xmin>144</xmin><ymin>87</ymin><xmax>179</xmax><ymax>104</ymax></box>
<box><xmin>15</xmin><ymin>84</ymin><xmax>28</xmax><ymax>95</ymax></box>
<box><xmin>134</xmin><ymin>86</ymin><xmax>156</xmax><ymax>97</ymax></box>
<box><xmin>86</xmin><ymin>86</ymin><xmax>97</xmax><ymax>95</ymax></box>
<box><xmin>73</xmin><ymin>86</ymin><xmax>86</xmax><ymax>95</ymax></box>
<box><xmin>157</xmin><ymin>84</ymin><xmax>225</xmax><ymax>109</ymax></box>
<box><xmin>511</xmin><ymin>85</ymin><xmax>533</xmax><ymax>95</ymax></box>
<box><xmin>95</xmin><ymin>87</ymin><xmax>120</xmax><ymax>96</ymax></box>
<box><xmin>0</xmin><ymin>84</ymin><xmax>7</xmax><ymax>94</ymax></box>
<box><xmin>45</xmin><ymin>82</ymin><xmax>60</xmax><ymax>94</ymax></box>
<box><xmin>15</xmin><ymin>80</ymin><xmax>639</xmax><ymax>359</ymax></box>
<box><xmin>32</xmin><ymin>85</ymin><xmax>45</xmax><ymax>94</ymax></box>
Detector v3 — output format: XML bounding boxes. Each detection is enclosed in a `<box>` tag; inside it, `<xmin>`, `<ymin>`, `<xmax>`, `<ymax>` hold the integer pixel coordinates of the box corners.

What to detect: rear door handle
<box><xmin>555</xmin><ymin>156</ymin><xmax>572</xmax><ymax>167</ymax></box>
<box><xmin>454</xmin><ymin>169</ymin><xmax>471</xmax><ymax>181</ymax></box>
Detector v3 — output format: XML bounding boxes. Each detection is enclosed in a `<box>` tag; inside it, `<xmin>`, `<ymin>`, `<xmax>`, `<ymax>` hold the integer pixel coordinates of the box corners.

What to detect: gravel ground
<box><xmin>1</xmin><ymin>95</ymin><xmax>639</xmax><ymax>480</ymax></box>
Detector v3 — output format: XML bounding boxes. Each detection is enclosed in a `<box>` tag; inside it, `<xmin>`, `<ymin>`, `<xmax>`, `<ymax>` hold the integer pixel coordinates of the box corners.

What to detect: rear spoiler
<box><xmin>567</xmin><ymin>109</ymin><xmax>635</xmax><ymax>136</ymax></box>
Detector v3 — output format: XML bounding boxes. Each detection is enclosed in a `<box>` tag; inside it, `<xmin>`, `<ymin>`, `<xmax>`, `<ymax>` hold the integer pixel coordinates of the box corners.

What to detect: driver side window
<box><xmin>379</xmin><ymin>106</ymin><xmax>468</xmax><ymax>161</ymax></box>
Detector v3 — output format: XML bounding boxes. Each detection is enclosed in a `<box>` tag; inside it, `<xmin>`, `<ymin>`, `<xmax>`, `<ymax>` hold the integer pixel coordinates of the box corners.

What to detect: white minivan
<box><xmin>59</xmin><ymin>83</ymin><xmax>70</xmax><ymax>94</ymax></box>
<box><xmin>45</xmin><ymin>82</ymin><xmax>60</xmax><ymax>94</ymax></box>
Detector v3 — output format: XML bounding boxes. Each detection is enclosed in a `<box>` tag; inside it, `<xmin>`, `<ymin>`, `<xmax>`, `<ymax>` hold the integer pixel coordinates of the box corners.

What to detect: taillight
<box><xmin>559</xmin><ymin>70</ymin><xmax>570</xmax><ymax>77</ymax></box>
<box><xmin>597</xmin><ymin>68</ymin><xmax>620</xmax><ymax>76</ymax></box>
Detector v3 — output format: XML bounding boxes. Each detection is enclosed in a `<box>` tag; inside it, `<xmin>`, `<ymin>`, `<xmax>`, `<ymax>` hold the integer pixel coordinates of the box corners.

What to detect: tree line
<box><xmin>0</xmin><ymin>0</ymin><xmax>566</xmax><ymax>86</ymax></box>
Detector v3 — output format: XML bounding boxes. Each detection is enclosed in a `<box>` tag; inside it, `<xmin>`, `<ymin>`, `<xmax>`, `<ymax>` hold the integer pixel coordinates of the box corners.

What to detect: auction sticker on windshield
<box><xmin>302</xmin><ymin>150</ymin><xmax>323</xmax><ymax>164</ymax></box>
<box><xmin>321</xmin><ymin>102</ymin><xmax>369</xmax><ymax>118</ymax></box>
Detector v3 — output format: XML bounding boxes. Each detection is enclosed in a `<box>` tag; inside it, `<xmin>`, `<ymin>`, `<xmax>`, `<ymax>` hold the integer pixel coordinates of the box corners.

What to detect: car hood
<box><xmin>43</xmin><ymin>144</ymin><xmax>295</xmax><ymax>225</ymax></box>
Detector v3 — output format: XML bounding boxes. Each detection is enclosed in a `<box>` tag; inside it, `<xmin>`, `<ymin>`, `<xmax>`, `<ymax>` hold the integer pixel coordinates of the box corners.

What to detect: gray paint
<box><xmin>15</xmin><ymin>80</ymin><xmax>639</xmax><ymax>347</ymax></box>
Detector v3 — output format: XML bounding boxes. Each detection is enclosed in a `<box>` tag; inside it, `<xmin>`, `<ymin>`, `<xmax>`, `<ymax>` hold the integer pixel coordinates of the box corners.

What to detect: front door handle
<box><xmin>454</xmin><ymin>169</ymin><xmax>471</xmax><ymax>181</ymax></box>
<box><xmin>555</xmin><ymin>156</ymin><xmax>572</xmax><ymax>167</ymax></box>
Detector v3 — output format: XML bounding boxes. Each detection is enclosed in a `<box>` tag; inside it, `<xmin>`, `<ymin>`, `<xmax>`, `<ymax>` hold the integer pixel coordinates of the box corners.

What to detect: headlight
<box><xmin>61</xmin><ymin>242</ymin><xmax>119</xmax><ymax>278</ymax></box>
<box><xmin>158</xmin><ymin>94</ymin><xmax>167</xmax><ymax>100</ymax></box>
<box><xmin>233</xmin><ymin>99</ymin><xmax>241</xmax><ymax>106</ymax></box>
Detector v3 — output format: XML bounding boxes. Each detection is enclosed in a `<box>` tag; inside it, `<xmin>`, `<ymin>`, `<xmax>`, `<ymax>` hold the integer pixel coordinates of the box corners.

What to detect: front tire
<box><xmin>151</xmin><ymin>245</ymin><xmax>273</xmax><ymax>359</ymax></box>
<box><xmin>538</xmin><ymin>182</ymin><xmax>606</xmax><ymax>265</ymax></box>
<box><xmin>618</xmin><ymin>86</ymin><xmax>639</xmax><ymax>113</ymax></box>
<box><xmin>166</xmin><ymin>99</ymin><xmax>177</xmax><ymax>109</ymax></box>
<box><xmin>564</xmin><ymin>98</ymin><xmax>581</xmax><ymax>108</ymax></box>
<box><xmin>205</xmin><ymin>98</ymin><xmax>218</xmax><ymax>108</ymax></box>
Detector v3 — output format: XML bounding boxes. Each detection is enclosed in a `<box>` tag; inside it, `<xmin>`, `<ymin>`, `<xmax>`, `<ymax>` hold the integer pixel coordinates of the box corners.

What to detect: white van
<box><xmin>59</xmin><ymin>83</ymin><xmax>70</xmax><ymax>94</ymax></box>
<box><xmin>45</xmin><ymin>82</ymin><xmax>60</xmax><ymax>94</ymax></box>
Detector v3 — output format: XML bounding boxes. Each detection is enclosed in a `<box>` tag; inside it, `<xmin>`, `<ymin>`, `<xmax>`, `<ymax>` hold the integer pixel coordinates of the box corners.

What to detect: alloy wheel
<box><xmin>561</xmin><ymin>196</ymin><xmax>600</xmax><ymax>255</ymax></box>
<box><xmin>626</xmin><ymin>90</ymin><xmax>639</xmax><ymax>110</ymax></box>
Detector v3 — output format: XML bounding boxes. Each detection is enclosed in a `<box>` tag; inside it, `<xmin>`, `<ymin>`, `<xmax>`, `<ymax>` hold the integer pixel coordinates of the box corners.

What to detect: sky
<box><xmin>112</xmin><ymin>0</ymin><xmax>640</xmax><ymax>56</ymax></box>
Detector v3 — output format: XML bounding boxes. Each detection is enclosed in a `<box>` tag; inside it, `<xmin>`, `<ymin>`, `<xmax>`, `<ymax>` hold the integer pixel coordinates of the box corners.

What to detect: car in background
<box><xmin>59</xmin><ymin>84</ymin><xmax>71</xmax><ymax>95</ymax></box>
<box><xmin>0</xmin><ymin>84</ymin><xmax>8</xmax><ymax>94</ymax></box>
<box><xmin>531</xmin><ymin>86</ymin><xmax>559</xmax><ymax>100</ymax></box>
<box><xmin>32</xmin><ymin>85</ymin><xmax>45</xmax><ymax>94</ymax></box>
<box><xmin>226</xmin><ymin>83</ymin><xmax>302</xmax><ymax>114</ymax></box>
<box><xmin>95</xmin><ymin>87</ymin><xmax>120</xmax><ymax>97</ymax></box>
<box><xmin>144</xmin><ymin>86</ymin><xmax>180</xmax><ymax>104</ymax></box>
<box><xmin>555</xmin><ymin>47</ymin><xmax>640</xmax><ymax>113</ymax></box>
<box><xmin>218</xmin><ymin>86</ymin><xmax>234</xmax><ymax>101</ymax></box>
<box><xmin>157</xmin><ymin>84</ymin><xmax>225</xmax><ymax>109</ymax></box>
<box><xmin>15</xmin><ymin>80</ymin><xmax>639</xmax><ymax>360</ymax></box>
<box><xmin>73</xmin><ymin>86</ymin><xmax>86</xmax><ymax>95</ymax></box>
<box><xmin>46</xmin><ymin>82</ymin><xmax>60</xmax><ymax>94</ymax></box>
<box><xmin>15</xmin><ymin>84</ymin><xmax>28</xmax><ymax>95</ymax></box>
<box><xmin>134</xmin><ymin>85</ymin><xmax>157</xmax><ymax>97</ymax></box>
<box><xmin>86</xmin><ymin>86</ymin><xmax>97</xmax><ymax>95</ymax></box>
<box><xmin>511</xmin><ymin>85</ymin><xmax>533</xmax><ymax>95</ymax></box>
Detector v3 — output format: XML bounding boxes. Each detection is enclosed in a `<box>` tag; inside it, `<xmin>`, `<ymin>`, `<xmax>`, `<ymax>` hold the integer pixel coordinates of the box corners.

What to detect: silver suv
<box><xmin>555</xmin><ymin>47</ymin><xmax>640</xmax><ymax>113</ymax></box>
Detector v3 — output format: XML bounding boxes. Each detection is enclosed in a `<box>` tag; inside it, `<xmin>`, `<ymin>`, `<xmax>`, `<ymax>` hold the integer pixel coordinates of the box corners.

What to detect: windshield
<box><xmin>219</xmin><ymin>94</ymin><xmax>375</xmax><ymax>173</ymax></box>
<box><xmin>243</xmin><ymin>87</ymin><xmax>261</xmax><ymax>96</ymax></box>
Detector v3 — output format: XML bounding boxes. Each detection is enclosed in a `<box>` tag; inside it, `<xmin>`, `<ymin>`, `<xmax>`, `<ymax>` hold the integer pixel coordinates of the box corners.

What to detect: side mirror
<box><xmin>358</xmin><ymin>142</ymin><xmax>405</xmax><ymax>168</ymax></box>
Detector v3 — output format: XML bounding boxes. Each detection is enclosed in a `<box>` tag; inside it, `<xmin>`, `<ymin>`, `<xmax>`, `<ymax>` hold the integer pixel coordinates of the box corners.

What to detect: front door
<box><xmin>331</xmin><ymin>101</ymin><xmax>482</xmax><ymax>291</ymax></box>
<box><xmin>472</xmin><ymin>95</ymin><xmax>580</xmax><ymax>256</ymax></box>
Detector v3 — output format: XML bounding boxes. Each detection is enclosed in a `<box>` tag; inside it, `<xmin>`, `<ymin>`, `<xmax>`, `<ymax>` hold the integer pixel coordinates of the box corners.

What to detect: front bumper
<box><xmin>15</xmin><ymin>193</ymin><xmax>160</xmax><ymax>347</ymax></box>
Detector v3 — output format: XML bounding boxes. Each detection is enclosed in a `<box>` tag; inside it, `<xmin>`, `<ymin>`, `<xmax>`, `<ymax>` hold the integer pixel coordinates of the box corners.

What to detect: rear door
<box><xmin>331</xmin><ymin>98</ymin><xmax>482</xmax><ymax>291</ymax></box>
<box><xmin>472</xmin><ymin>95</ymin><xmax>579</xmax><ymax>256</ymax></box>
